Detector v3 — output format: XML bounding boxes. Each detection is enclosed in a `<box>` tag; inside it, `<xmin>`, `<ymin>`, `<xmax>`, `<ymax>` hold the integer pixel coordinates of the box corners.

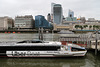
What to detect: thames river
<box><xmin>0</xmin><ymin>33</ymin><xmax>100</xmax><ymax>67</ymax></box>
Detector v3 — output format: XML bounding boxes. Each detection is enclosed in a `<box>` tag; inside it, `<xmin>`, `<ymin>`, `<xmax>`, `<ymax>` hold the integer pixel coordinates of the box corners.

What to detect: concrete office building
<box><xmin>0</xmin><ymin>16</ymin><xmax>13</xmax><ymax>30</ymax></box>
<box><xmin>63</xmin><ymin>20</ymin><xmax>79</xmax><ymax>25</ymax></box>
<box><xmin>51</xmin><ymin>3</ymin><xmax>63</xmax><ymax>24</ymax></box>
<box><xmin>15</xmin><ymin>15</ymin><xmax>34</xmax><ymax>29</ymax></box>
<box><xmin>88</xmin><ymin>18</ymin><xmax>96</xmax><ymax>21</ymax></box>
<box><xmin>53</xmin><ymin>24</ymin><xmax>73</xmax><ymax>31</ymax></box>
<box><xmin>85</xmin><ymin>18</ymin><xmax>98</xmax><ymax>24</ymax></box>
<box><xmin>80</xmin><ymin>17</ymin><xmax>86</xmax><ymax>23</ymax></box>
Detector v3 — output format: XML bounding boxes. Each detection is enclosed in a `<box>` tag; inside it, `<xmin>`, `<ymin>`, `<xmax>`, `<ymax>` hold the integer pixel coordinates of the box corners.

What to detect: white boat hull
<box><xmin>6</xmin><ymin>51</ymin><xmax>87</xmax><ymax>57</ymax></box>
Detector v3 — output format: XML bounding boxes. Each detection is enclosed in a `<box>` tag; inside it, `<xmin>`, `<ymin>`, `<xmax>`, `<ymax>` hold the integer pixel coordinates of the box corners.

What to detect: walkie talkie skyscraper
<box><xmin>51</xmin><ymin>3</ymin><xmax>63</xmax><ymax>25</ymax></box>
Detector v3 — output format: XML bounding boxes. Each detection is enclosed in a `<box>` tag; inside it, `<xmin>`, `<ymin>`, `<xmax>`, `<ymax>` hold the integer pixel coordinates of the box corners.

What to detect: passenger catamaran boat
<box><xmin>0</xmin><ymin>40</ymin><xmax>87</xmax><ymax>57</ymax></box>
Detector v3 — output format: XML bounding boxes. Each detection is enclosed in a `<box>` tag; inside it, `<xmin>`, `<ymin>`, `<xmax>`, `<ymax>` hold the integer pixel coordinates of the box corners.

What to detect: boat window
<box><xmin>17</xmin><ymin>41</ymin><xmax>27</xmax><ymax>43</ymax></box>
<box><xmin>71</xmin><ymin>47</ymin><xmax>85</xmax><ymax>51</ymax></box>
<box><xmin>0</xmin><ymin>46</ymin><xmax>61</xmax><ymax>51</ymax></box>
<box><xmin>65</xmin><ymin>46</ymin><xmax>68</xmax><ymax>51</ymax></box>
<box><xmin>61</xmin><ymin>46</ymin><xmax>65</xmax><ymax>51</ymax></box>
<box><xmin>61</xmin><ymin>46</ymin><xmax>69</xmax><ymax>51</ymax></box>
<box><xmin>31</xmin><ymin>41</ymin><xmax>43</xmax><ymax>43</ymax></box>
<box><xmin>17</xmin><ymin>40</ymin><xmax>44</xmax><ymax>43</ymax></box>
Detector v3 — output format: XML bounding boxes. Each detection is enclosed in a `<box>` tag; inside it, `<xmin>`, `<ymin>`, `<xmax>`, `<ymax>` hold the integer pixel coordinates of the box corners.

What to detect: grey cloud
<box><xmin>0</xmin><ymin>0</ymin><xmax>100</xmax><ymax>20</ymax></box>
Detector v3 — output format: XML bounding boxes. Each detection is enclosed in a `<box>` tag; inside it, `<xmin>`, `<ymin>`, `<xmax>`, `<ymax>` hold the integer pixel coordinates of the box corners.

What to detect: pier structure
<box><xmin>59</xmin><ymin>33</ymin><xmax>100</xmax><ymax>50</ymax></box>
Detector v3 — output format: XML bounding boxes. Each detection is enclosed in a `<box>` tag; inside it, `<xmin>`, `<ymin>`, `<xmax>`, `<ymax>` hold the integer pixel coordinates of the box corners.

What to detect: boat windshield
<box><xmin>17</xmin><ymin>40</ymin><xmax>44</xmax><ymax>43</ymax></box>
<box><xmin>61</xmin><ymin>45</ymin><xmax>68</xmax><ymax>51</ymax></box>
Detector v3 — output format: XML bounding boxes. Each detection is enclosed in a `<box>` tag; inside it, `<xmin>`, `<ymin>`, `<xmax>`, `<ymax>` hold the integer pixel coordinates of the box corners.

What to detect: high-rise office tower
<box><xmin>51</xmin><ymin>3</ymin><xmax>63</xmax><ymax>24</ymax></box>
<box><xmin>51</xmin><ymin>3</ymin><xmax>56</xmax><ymax>23</ymax></box>
<box><xmin>68</xmin><ymin>10</ymin><xmax>74</xmax><ymax>18</ymax></box>
<box><xmin>65</xmin><ymin>9</ymin><xmax>76</xmax><ymax>21</ymax></box>
<box><xmin>51</xmin><ymin>3</ymin><xmax>56</xmax><ymax>15</ymax></box>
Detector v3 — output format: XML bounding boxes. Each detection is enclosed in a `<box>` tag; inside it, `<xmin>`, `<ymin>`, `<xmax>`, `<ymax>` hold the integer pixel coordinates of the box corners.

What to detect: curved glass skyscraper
<box><xmin>51</xmin><ymin>3</ymin><xmax>63</xmax><ymax>25</ymax></box>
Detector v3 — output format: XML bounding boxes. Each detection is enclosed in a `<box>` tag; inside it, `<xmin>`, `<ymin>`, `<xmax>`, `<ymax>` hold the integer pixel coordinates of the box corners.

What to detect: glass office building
<box><xmin>65</xmin><ymin>10</ymin><xmax>77</xmax><ymax>21</ymax></box>
<box><xmin>51</xmin><ymin>3</ymin><xmax>63</xmax><ymax>24</ymax></box>
<box><xmin>68</xmin><ymin>10</ymin><xmax>74</xmax><ymax>18</ymax></box>
<box><xmin>35</xmin><ymin>15</ymin><xmax>53</xmax><ymax>29</ymax></box>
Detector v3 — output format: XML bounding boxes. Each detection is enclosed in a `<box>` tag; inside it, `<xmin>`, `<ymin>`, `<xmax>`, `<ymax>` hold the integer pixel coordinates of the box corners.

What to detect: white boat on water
<box><xmin>0</xmin><ymin>40</ymin><xmax>87</xmax><ymax>57</ymax></box>
<box><xmin>58</xmin><ymin>30</ymin><xmax>74</xmax><ymax>34</ymax></box>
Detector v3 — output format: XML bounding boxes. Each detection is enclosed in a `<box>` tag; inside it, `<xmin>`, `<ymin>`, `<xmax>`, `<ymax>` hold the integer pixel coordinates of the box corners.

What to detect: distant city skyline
<box><xmin>0</xmin><ymin>0</ymin><xmax>100</xmax><ymax>20</ymax></box>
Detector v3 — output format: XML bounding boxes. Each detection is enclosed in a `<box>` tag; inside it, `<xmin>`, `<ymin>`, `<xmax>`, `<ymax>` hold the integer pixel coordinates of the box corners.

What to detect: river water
<box><xmin>0</xmin><ymin>33</ymin><xmax>100</xmax><ymax>67</ymax></box>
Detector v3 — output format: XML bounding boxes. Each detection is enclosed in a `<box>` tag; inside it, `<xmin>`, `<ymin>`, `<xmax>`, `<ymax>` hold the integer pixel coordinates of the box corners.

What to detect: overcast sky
<box><xmin>0</xmin><ymin>0</ymin><xmax>100</xmax><ymax>20</ymax></box>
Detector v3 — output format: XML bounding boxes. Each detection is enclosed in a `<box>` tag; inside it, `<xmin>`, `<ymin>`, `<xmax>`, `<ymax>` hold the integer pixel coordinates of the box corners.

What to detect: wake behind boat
<box><xmin>0</xmin><ymin>40</ymin><xmax>87</xmax><ymax>57</ymax></box>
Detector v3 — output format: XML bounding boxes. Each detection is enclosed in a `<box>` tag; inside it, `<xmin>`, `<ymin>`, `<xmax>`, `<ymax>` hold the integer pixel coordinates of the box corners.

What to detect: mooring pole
<box><xmin>95</xmin><ymin>31</ymin><xmax>98</xmax><ymax>55</ymax></box>
<box><xmin>39</xmin><ymin>27</ymin><xmax>41</xmax><ymax>40</ymax></box>
<box><xmin>52</xmin><ymin>30</ymin><xmax>53</xmax><ymax>41</ymax></box>
<box><xmin>41</xmin><ymin>27</ymin><xmax>43</xmax><ymax>40</ymax></box>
